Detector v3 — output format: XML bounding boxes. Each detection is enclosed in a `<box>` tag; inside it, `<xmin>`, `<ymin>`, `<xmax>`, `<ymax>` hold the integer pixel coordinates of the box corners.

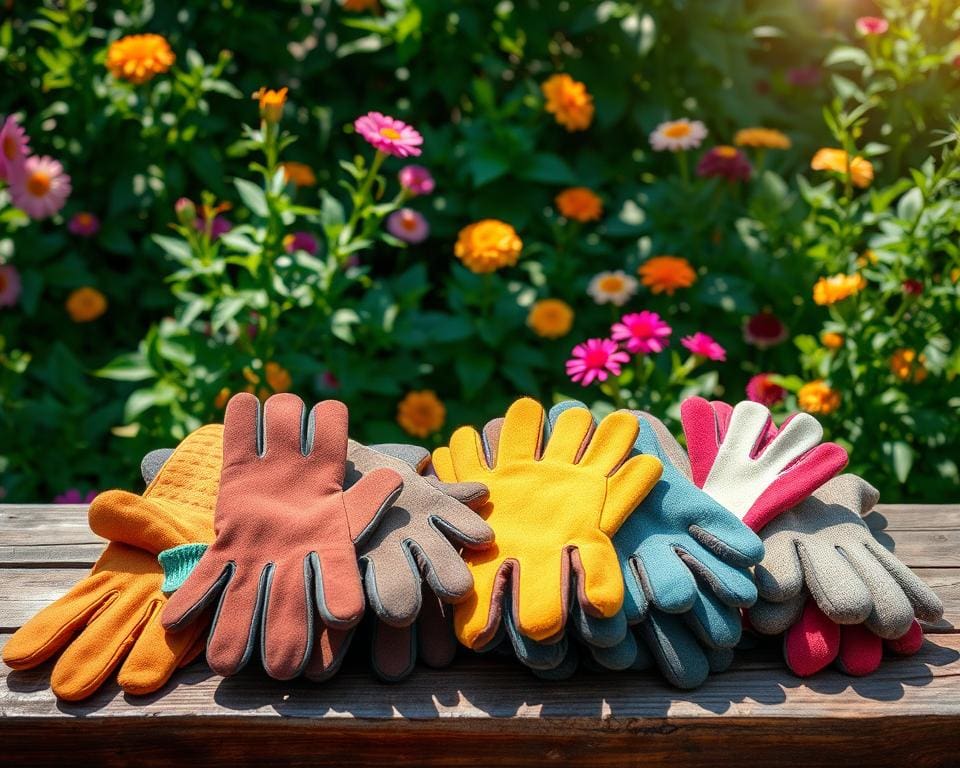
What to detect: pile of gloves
<box><xmin>3</xmin><ymin>392</ymin><xmax>943</xmax><ymax>702</ymax></box>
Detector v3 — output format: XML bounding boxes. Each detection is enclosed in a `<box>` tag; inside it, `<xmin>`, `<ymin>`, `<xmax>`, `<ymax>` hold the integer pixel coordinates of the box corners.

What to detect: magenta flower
<box><xmin>9</xmin><ymin>155</ymin><xmax>71</xmax><ymax>219</ymax></box>
<box><xmin>746</xmin><ymin>373</ymin><xmax>786</xmax><ymax>407</ymax></box>
<box><xmin>195</xmin><ymin>214</ymin><xmax>232</xmax><ymax>241</ymax></box>
<box><xmin>398</xmin><ymin>164</ymin><xmax>435</xmax><ymax>196</ymax></box>
<box><xmin>283</xmin><ymin>231</ymin><xmax>319</xmax><ymax>255</ymax></box>
<box><xmin>681</xmin><ymin>332</ymin><xmax>726</xmax><ymax>361</ymax></box>
<box><xmin>0</xmin><ymin>115</ymin><xmax>30</xmax><ymax>182</ymax></box>
<box><xmin>386</xmin><ymin>208</ymin><xmax>429</xmax><ymax>244</ymax></box>
<box><xmin>318</xmin><ymin>371</ymin><xmax>340</xmax><ymax>391</ymax></box>
<box><xmin>566</xmin><ymin>338</ymin><xmax>630</xmax><ymax>386</ymax></box>
<box><xmin>743</xmin><ymin>311</ymin><xmax>787</xmax><ymax>349</ymax></box>
<box><xmin>354</xmin><ymin>112</ymin><xmax>423</xmax><ymax>158</ymax></box>
<box><xmin>697</xmin><ymin>146</ymin><xmax>751</xmax><ymax>182</ymax></box>
<box><xmin>856</xmin><ymin>16</ymin><xmax>889</xmax><ymax>35</ymax></box>
<box><xmin>611</xmin><ymin>311</ymin><xmax>672</xmax><ymax>355</ymax></box>
<box><xmin>902</xmin><ymin>278</ymin><xmax>923</xmax><ymax>296</ymax></box>
<box><xmin>787</xmin><ymin>66</ymin><xmax>821</xmax><ymax>88</ymax></box>
<box><xmin>0</xmin><ymin>264</ymin><xmax>22</xmax><ymax>308</ymax></box>
<box><xmin>53</xmin><ymin>488</ymin><xmax>98</xmax><ymax>504</ymax></box>
<box><xmin>68</xmin><ymin>211</ymin><xmax>101</xmax><ymax>238</ymax></box>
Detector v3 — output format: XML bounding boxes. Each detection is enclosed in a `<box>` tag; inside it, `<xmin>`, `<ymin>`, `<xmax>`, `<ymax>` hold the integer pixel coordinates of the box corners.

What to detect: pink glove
<box><xmin>680</xmin><ymin>397</ymin><xmax>848</xmax><ymax>532</ymax></box>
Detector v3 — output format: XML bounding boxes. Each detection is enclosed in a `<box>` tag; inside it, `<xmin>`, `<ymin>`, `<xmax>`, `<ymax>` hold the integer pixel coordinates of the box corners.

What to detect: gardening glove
<box><xmin>432</xmin><ymin>397</ymin><xmax>662</xmax><ymax>650</ymax></box>
<box><xmin>680</xmin><ymin>397</ymin><xmax>849</xmax><ymax>531</ymax></box>
<box><xmin>747</xmin><ymin>474</ymin><xmax>942</xmax><ymax>676</ymax></box>
<box><xmin>160</xmin><ymin>393</ymin><xmax>403</xmax><ymax>680</ymax></box>
<box><xmin>498</xmin><ymin>402</ymin><xmax>757</xmax><ymax>688</ymax></box>
<box><xmin>2</xmin><ymin>424</ymin><xmax>221</xmax><ymax>701</ymax></box>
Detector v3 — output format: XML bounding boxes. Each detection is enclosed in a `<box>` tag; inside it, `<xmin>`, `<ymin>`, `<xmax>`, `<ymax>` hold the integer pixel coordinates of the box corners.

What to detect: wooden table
<box><xmin>1</xmin><ymin>504</ymin><xmax>958</xmax><ymax>767</ymax></box>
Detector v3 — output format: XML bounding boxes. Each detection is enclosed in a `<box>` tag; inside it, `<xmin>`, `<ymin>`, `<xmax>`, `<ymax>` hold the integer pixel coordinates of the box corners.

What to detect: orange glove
<box><xmin>2</xmin><ymin>425</ymin><xmax>220</xmax><ymax>700</ymax></box>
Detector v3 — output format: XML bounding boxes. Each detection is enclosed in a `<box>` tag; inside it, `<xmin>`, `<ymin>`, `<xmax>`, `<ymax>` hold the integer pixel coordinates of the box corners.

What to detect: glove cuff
<box><xmin>159</xmin><ymin>543</ymin><xmax>208</xmax><ymax>593</ymax></box>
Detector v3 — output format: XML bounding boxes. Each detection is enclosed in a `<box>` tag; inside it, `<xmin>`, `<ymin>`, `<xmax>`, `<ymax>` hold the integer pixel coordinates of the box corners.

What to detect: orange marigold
<box><xmin>813</xmin><ymin>273</ymin><xmax>866</xmax><ymax>306</ymax></box>
<box><xmin>821</xmin><ymin>331</ymin><xmax>844</xmax><ymax>350</ymax></box>
<box><xmin>397</xmin><ymin>390</ymin><xmax>446</xmax><ymax>438</ymax></box>
<box><xmin>890</xmin><ymin>348</ymin><xmax>927</xmax><ymax>383</ymax></box>
<box><xmin>265</xmin><ymin>362</ymin><xmax>292</xmax><ymax>393</ymax></box>
<box><xmin>282</xmin><ymin>161</ymin><xmax>317</xmax><ymax>188</ymax></box>
<box><xmin>454</xmin><ymin>219</ymin><xmax>522</xmax><ymax>274</ymax></box>
<box><xmin>555</xmin><ymin>187</ymin><xmax>603</xmax><ymax>222</ymax></box>
<box><xmin>214</xmin><ymin>387</ymin><xmax>232</xmax><ymax>409</ymax></box>
<box><xmin>541</xmin><ymin>74</ymin><xmax>594</xmax><ymax>132</ymax></box>
<box><xmin>811</xmin><ymin>148</ymin><xmax>874</xmax><ymax>189</ymax></box>
<box><xmin>528</xmin><ymin>299</ymin><xmax>574</xmax><ymax>339</ymax></box>
<box><xmin>252</xmin><ymin>87</ymin><xmax>288</xmax><ymax>124</ymax></box>
<box><xmin>638</xmin><ymin>256</ymin><xmax>697</xmax><ymax>296</ymax></box>
<box><xmin>798</xmin><ymin>380</ymin><xmax>841</xmax><ymax>415</ymax></box>
<box><xmin>734</xmin><ymin>127</ymin><xmax>791</xmax><ymax>150</ymax></box>
<box><xmin>66</xmin><ymin>287</ymin><xmax>107</xmax><ymax>323</ymax></box>
<box><xmin>106</xmin><ymin>34</ymin><xmax>175</xmax><ymax>85</ymax></box>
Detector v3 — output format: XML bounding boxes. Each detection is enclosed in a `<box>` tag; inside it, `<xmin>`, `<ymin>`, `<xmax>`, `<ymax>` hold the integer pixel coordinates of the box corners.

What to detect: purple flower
<box><xmin>386</xmin><ymin>208</ymin><xmax>429</xmax><ymax>244</ymax></box>
<box><xmin>54</xmin><ymin>488</ymin><xmax>98</xmax><ymax>504</ymax></box>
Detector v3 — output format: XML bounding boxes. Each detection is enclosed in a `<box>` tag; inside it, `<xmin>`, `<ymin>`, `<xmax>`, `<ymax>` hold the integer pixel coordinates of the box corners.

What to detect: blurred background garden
<box><xmin>1</xmin><ymin>0</ymin><xmax>959</xmax><ymax>503</ymax></box>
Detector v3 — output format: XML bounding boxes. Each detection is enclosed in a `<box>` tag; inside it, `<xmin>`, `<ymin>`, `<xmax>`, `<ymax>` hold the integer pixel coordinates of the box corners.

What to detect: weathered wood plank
<box><xmin>869</xmin><ymin>505</ymin><xmax>960</xmax><ymax>530</ymax></box>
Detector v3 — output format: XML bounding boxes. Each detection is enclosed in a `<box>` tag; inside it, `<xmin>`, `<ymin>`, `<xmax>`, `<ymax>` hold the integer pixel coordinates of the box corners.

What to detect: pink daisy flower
<box><xmin>283</xmin><ymin>231</ymin><xmax>319</xmax><ymax>255</ymax></box>
<box><xmin>53</xmin><ymin>488</ymin><xmax>98</xmax><ymax>504</ymax></box>
<box><xmin>0</xmin><ymin>115</ymin><xmax>30</xmax><ymax>182</ymax></box>
<box><xmin>398</xmin><ymin>164</ymin><xmax>435</xmax><ymax>195</ymax></box>
<box><xmin>743</xmin><ymin>311</ymin><xmax>788</xmax><ymax>349</ymax></box>
<box><xmin>0</xmin><ymin>264</ymin><xmax>22</xmax><ymax>308</ymax></box>
<box><xmin>68</xmin><ymin>212</ymin><xmax>101</xmax><ymax>237</ymax></box>
<box><xmin>9</xmin><ymin>155</ymin><xmax>71</xmax><ymax>219</ymax></box>
<box><xmin>697</xmin><ymin>146</ymin><xmax>752</xmax><ymax>182</ymax></box>
<box><xmin>856</xmin><ymin>16</ymin><xmax>889</xmax><ymax>35</ymax></box>
<box><xmin>681</xmin><ymin>332</ymin><xmax>726</xmax><ymax>361</ymax></box>
<box><xmin>354</xmin><ymin>112</ymin><xmax>423</xmax><ymax>158</ymax></box>
<box><xmin>611</xmin><ymin>311</ymin><xmax>672</xmax><ymax>355</ymax></box>
<box><xmin>746</xmin><ymin>373</ymin><xmax>787</xmax><ymax>407</ymax></box>
<box><xmin>566</xmin><ymin>338</ymin><xmax>630</xmax><ymax>387</ymax></box>
<box><xmin>386</xmin><ymin>208</ymin><xmax>429</xmax><ymax>243</ymax></box>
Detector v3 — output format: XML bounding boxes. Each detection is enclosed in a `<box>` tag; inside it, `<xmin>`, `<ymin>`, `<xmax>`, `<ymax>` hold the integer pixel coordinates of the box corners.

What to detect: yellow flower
<box><xmin>950</xmin><ymin>268</ymin><xmax>960</xmax><ymax>284</ymax></box>
<box><xmin>106</xmin><ymin>34</ymin><xmax>175</xmax><ymax>85</ymax></box>
<box><xmin>265</xmin><ymin>362</ymin><xmax>292</xmax><ymax>393</ymax></box>
<box><xmin>820</xmin><ymin>331</ymin><xmax>844</xmax><ymax>350</ymax></box>
<box><xmin>252</xmin><ymin>87</ymin><xmax>288</xmax><ymax>124</ymax></box>
<box><xmin>857</xmin><ymin>249</ymin><xmax>879</xmax><ymax>269</ymax></box>
<box><xmin>890</xmin><ymin>348</ymin><xmax>927</xmax><ymax>383</ymax></box>
<box><xmin>454</xmin><ymin>219</ymin><xmax>522</xmax><ymax>274</ymax></box>
<box><xmin>638</xmin><ymin>256</ymin><xmax>697</xmax><ymax>296</ymax></box>
<box><xmin>397</xmin><ymin>390</ymin><xmax>446</xmax><ymax>438</ymax></box>
<box><xmin>528</xmin><ymin>299</ymin><xmax>574</xmax><ymax>339</ymax></box>
<box><xmin>555</xmin><ymin>187</ymin><xmax>603</xmax><ymax>222</ymax></box>
<box><xmin>282</xmin><ymin>161</ymin><xmax>317</xmax><ymax>188</ymax></box>
<box><xmin>813</xmin><ymin>273</ymin><xmax>866</xmax><ymax>306</ymax></box>
<box><xmin>798</xmin><ymin>380</ymin><xmax>841</xmax><ymax>415</ymax></box>
<box><xmin>541</xmin><ymin>74</ymin><xmax>594</xmax><ymax>132</ymax></box>
<box><xmin>734</xmin><ymin>128</ymin><xmax>791</xmax><ymax>150</ymax></box>
<box><xmin>66</xmin><ymin>287</ymin><xmax>107</xmax><ymax>322</ymax></box>
<box><xmin>811</xmin><ymin>148</ymin><xmax>874</xmax><ymax>189</ymax></box>
<box><xmin>214</xmin><ymin>387</ymin><xmax>231</xmax><ymax>409</ymax></box>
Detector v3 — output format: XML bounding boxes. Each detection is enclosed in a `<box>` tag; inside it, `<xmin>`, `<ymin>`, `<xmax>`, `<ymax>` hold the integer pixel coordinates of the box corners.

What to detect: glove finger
<box><xmin>571</xmin><ymin>539</ymin><xmax>624</xmax><ymax>620</ymax></box>
<box><xmin>141</xmin><ymin>448</ymin><xmax>175</xmax><ymax>485</ymax></box>
<box><xmin>798</xmin><ymin>541</ymin><xmax>873</xmax><ymax>625</ymax></box>
<box><xmin>364</xmin><ymin>542</ymin><xmax>424</xmax><ymax>626</ymax></box>
<box><xmin>161</xmin><ymin>547</ymin><xmax>233</xmax><ymax>631</ymax></box>
<box><xmin>688</xmin><ymin>510</ymin><xmax>765</xmax><ymax>567</ymax></box>
<box><xmin>312</xmin><ymin>549</ymin><xmax>365</xmax><ymax>627</ymax></box>
<box><xmin>2</xmin><ymin>572</ymin><xmax>113</xmax><ymax>670</ymax></box>
<box><xmin>427</xmin><ymin>479</ymin><xmax>489</xmax><ymax>508</ymax></box>
<box><xmin>371</xmin><ymin>621</ymin><xmax>416</xmax><ymax>682</ymax></box>
<box><xmin>864</xmin><ymin>538</ymin><xmax>944</xmax><ymax>623</ymax></box>
<box><xmin>118</xmin><ymin>601</ymin><xmax>207</xmax><ymax>696</ymax></box>
<box><xmin>568</xmin><ymin>594</ymin><xmax>626</xmax><ymax>648</ymax></box>
<box><xmin>448</xmin><ymin>427</ymin><xmax>492</xmax><ymax>477</ymax></box>
<box><xmin>601</xmin><ymin>455</ymin><xmax>663</xmax><ymax>534</ymax></box>
<box><xmin>204</xmin><ymin>563</ymin><xmax>265</xmax><ymax>677</ymax></box>
<box><xmin>748</xmin><ymin>594</ymin><xmax>805</xmax><ymax>635</ymax></box>
<box><xmin>497</xmin><ymin>398</ymin><xmax>545</xmax><ymax>464</ymax></box>
<box><xmin>516</xmin><ymin>550</ymin><xmax>566</xmax><ymax>641</ymax></box>
<box><xmin>680</xmin><ymin>397</ymin><xmax>723</xmax><ymax>487</ymax></box>
<box><xmin>707</xmin><ymin>646</ymin><xmax>735</xmax><ymax>673</ymax></box>
<box><xmin>51</xmin><ymin>592</ymin><xmax>153</xmax><ymax>701</ymax></box>
<box><xmin>304</xmin><ymin>625</ymin><xmax>353</xmax><ymax>682</ymax></box>
<box><xmin>841</xmin><ymin>543</ymin><xmax>915</xmax><ymax>639</ymax></box>
<box><xmin>588</xmin><ymin>630</ymin><xmax>638</xmax><ymax>671</ymax></box>
<box><xmin>836</xmin><ymin>623</ymin><xmax>884</xmax><ymax>676</ymax></box>
<box><xmin>480</xmin><ymin>417</ymin><xmax>503</xmax><ymax>466</ymax></box>
<box><xmin>222</xmin><ymin>392</ymin><xmax>261</xmax><ymax>466</ymax></box>
<box><xmin>415</xmin><ymin>531</ymin><xmax>474</xmax><ymax>603</ymax></box>
<box><xmin>684</xmin><ymin>589</ymin><xmax>743</xmax><ymax>649</ymax></box>
<box><xmin>542</xmin><ymin>407</ymin><xmax>594</xmax><ymax>464</ymax></box>
<box><xmin>621</xmin><ymin>555</ymin><xmax>651</xmax><ymax>623</ymax></box>
<box><xmin>261</xmin><ymin>559</ymin><xmax>315</xmax><ymax>679</ymax></box>
<box><xmin>673</xmin><ymin>539</ymin><xmax>758</xmax><ymax>608</ymax></box>
<box><xmin>885</xmin><ymin>619</ymin><xmax>924</xmax><ymax>656</ymax></box>
<box><xmin>637</xmin><ymin>412</ymin><xmax>692</xmax><ymax>478</ymax></box>
<box><xmin>579</xmin><ymin>411</ymin><xmax>638</xmax><ymax>473</ymax></box>
<box><xmin>368</xmin><ymin>443</ymin><xmax>430</xmax><ymax>472</ymax></box>
<box><xmin>754</xmin><ymin>533</ymin><xmax>805</xmax><ymax>602</ymax></box>
<box><xmin>453</xmin><ymin>555</ymin><xmax>506</xmax><ymax>649</ymax></box>
<box><xmin>428</xmin><ymin>495</ymin><xmax>494</xmax><ymax>548</ymax></box>
<box><xmin>631</xmin><ymin>545</ymin><xmax>697</xmax><ymax>614</ymax></box>
<box><xmin>417</xmin><ymin>591</ymin><xmax>458</xmax><ymax>669</ymax></box>
<box><xmin>531</xmin><ymin>643</ymin><xmax>579</xmax><ymax>681</ymax></box>
<box><xmin>755</xmin><ymin>411</ymin><xmax>822</xmax><ymax>470</ymax></box>
<box><xmin>639</xmin><ymin>610</ymin><xmax>711</xmax><ymax>689</ymax></box>
<box><xmin>431</xmin><ymin>446</ymin><xmax>457</xmax><ymax>481</ymax></box>
<box><xmin>783</xmin><ymin>600</ymin><xmax>840</xmax><ymax>677</ymax></box>
<box><xmin>342</xmin><ymin>467</ymin><xmax>403</xmax><ymax>545</ymax></box>
<box><xmin>303</xmin><ymin>399</ymin><xmax>349</xmax><ymax>487</ymax></box>
<box><xmin>503</xmin><ymin>591</ymin><xmax>567</xmax><ymax>671</ymax></box>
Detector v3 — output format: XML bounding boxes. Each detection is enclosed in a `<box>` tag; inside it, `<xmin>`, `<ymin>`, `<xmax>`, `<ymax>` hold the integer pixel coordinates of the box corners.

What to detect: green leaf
<box><xmin>896</xmin><ymin>187</ymin><xmax>923</xmax><ymax>223</ymax></box>
<box><xmin>233</xmin><ymin>178</ymin><xmax>269</xmax><ymax>217</ymax></box>
<box><xmin>331</xmin><ymin>308</ymin><xmax>361</xmax><ymax>344</ymax></box>
<box><xmin>518</xmin><ymin>153</ymin><xmax>577</xmax><ymax>185</ymax></box>
<box><xmin>455</xmin><ymin>354</ymin><xmax>495</xmax><ymax>398</ymax></box>
<box><xmin>152</xmin><ymin>235</ymin><xmax>193</xmax><ymax>263</ymax></box>
<box><xmin>211</xmin><ymin>296</ymin><xmax>248</xmax><ymax>332</ymax></box>
<box><xmin>94</xmin><ymin>353</ymin><xmax>156</xmax><ymax>382</ymax></box>
<box><xmin>694</xmin><ymin>273</ymin><xmax>758</xmax><ymax>315</ymax></box>
<box><xmin>883</xmin><ymin>441</ymin><xmax>915</xmax><ymax>484</ymax></box>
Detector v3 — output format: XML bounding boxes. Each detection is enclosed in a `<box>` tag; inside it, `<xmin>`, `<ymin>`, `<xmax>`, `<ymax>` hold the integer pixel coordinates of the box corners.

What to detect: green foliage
<box><xmin>1</xmin><ymin>0</ymin><xmax>960</xmax><ymax>502</ymax></box>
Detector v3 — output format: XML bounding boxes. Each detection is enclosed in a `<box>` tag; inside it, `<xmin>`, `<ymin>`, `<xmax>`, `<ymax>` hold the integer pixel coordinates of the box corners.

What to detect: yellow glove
<box><xmin>432</xmin><ymin>398</ymin><xmax>662</xmax><ymax>649</ymax></box>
